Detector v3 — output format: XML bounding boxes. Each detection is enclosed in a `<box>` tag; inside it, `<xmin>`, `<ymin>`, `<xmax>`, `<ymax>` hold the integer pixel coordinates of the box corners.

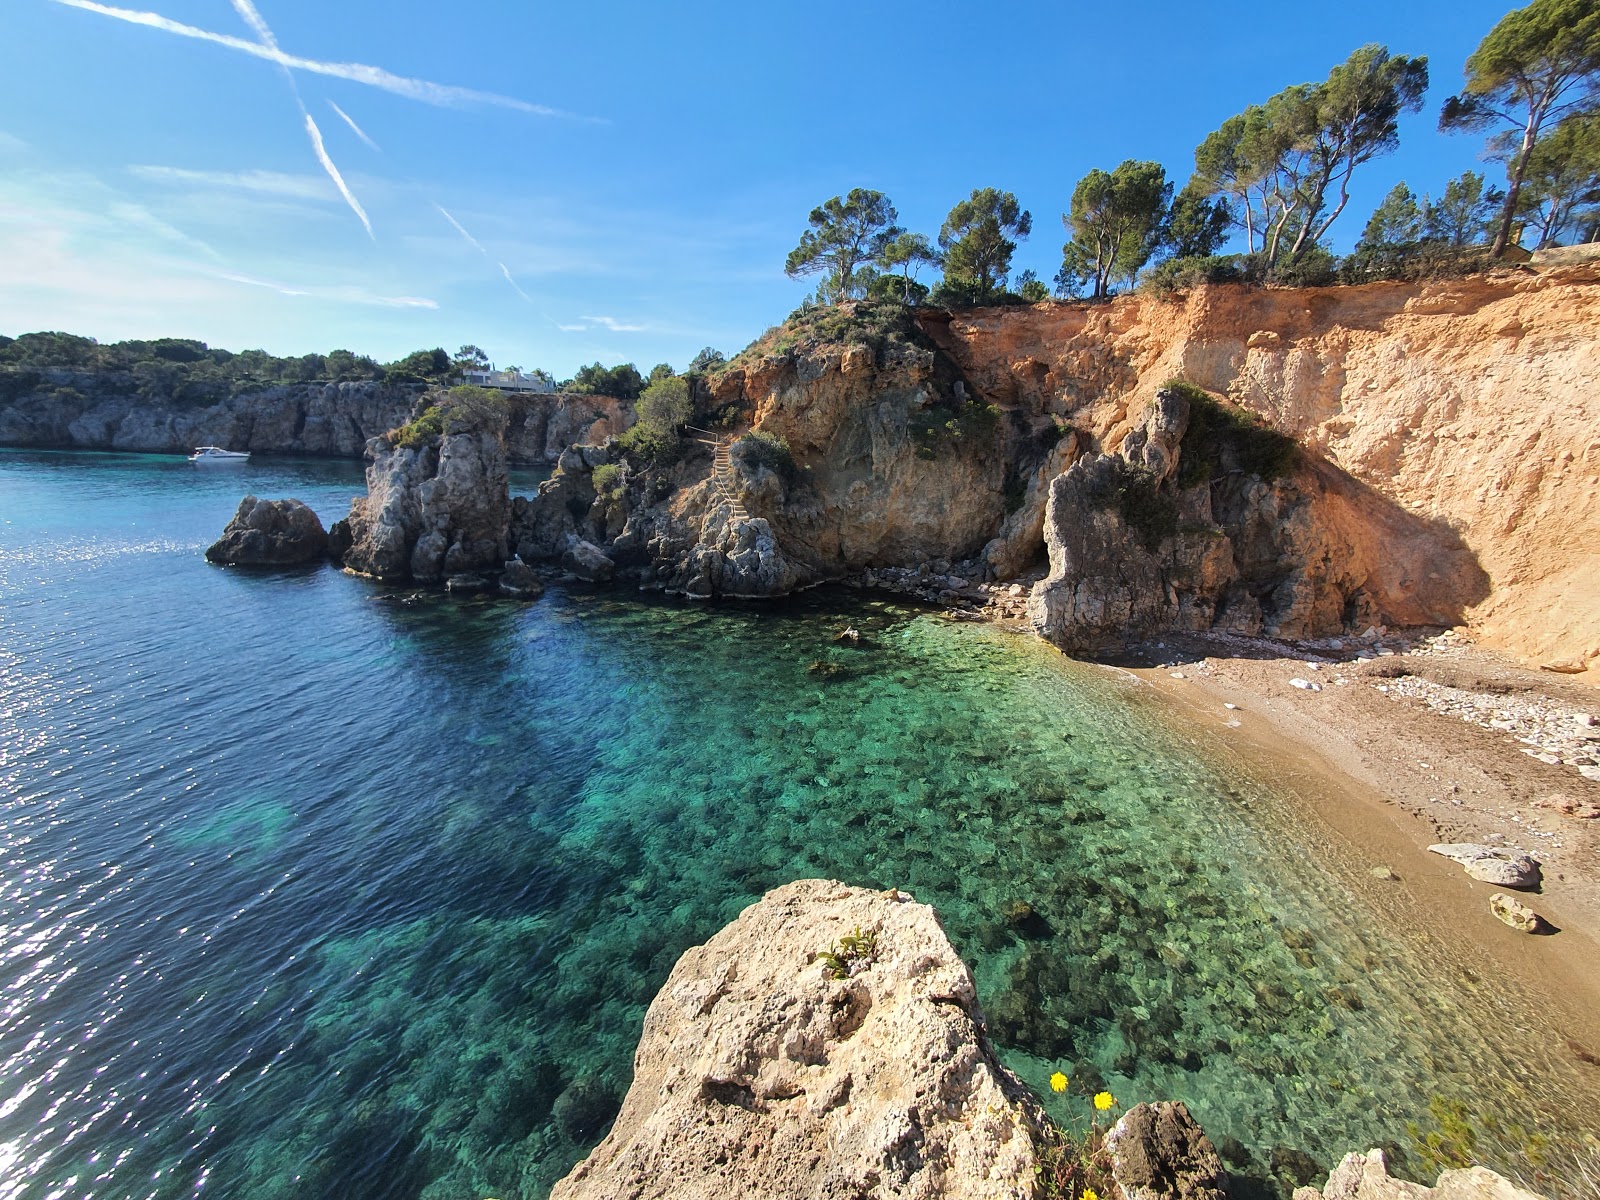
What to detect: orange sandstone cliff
<box><xmin>923</xmin><ymin>266</ymin><xmax>1600</xmax><ymax>676</ymax></box>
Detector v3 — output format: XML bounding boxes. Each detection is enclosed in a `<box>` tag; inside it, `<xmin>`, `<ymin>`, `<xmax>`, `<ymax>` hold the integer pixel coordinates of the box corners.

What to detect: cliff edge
<box><xmin>550</xmin><ymin>880</ymin><xmax>1051</xmax><ymax>1200</ymax></box>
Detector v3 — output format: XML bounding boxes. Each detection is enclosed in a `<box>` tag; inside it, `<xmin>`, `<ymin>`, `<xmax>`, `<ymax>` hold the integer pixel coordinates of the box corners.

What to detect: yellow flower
<box><xmin>1094</xmin><ymin>1091</ymin><xmax>1116</xmax><ymax>1111</ymax></box>
<box><xmin>1083</xmin><ymin>1189</ymin><xmax>1100</xmax><ymax>1200</ymax></box>
<box><xmin>1050</xmin><ymin>1072</ymin><xmax>1068</xmax><ymax>1093</ymax></box>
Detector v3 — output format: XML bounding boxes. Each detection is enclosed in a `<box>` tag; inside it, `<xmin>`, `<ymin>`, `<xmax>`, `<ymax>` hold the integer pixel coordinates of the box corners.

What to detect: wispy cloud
<box><xmin>328</xmin><ymin>101</ymin><xmax>380</xmax><ymax>151</ymax></box>
<box><xmin>219</xmin><ymin>271</ymin><xmax>437</xmax><ymax>308</ymax></box>
<box><xmin>581</xmin><ymin>315</ymin><xmax>647</xmax><ymax>332</ymax></box>
<box><xmin>50</xmin><ymin>0</ymin><xmax>586</xmax><ymax>117</ymax></box>
<box><xmin>130</xmin><ymin>164</ymin><xmax>333</xmax><ymax>201</ymax></box>
<box><xmin>0</xmin><ymin>131</ymin><xmax>28</xmax><ymax>152</ymax></box>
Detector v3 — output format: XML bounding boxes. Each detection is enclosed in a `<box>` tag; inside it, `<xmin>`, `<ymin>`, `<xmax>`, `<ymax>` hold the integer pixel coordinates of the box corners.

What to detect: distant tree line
<box><xmin>0</xmin><ymin>332</ymin><xmax>731</xmax><ymax>409</ymax></box>
<box><xmin>782</xmin><ymin>0</ymin><xmax>1600</xmax><ymax>306</ymax></box>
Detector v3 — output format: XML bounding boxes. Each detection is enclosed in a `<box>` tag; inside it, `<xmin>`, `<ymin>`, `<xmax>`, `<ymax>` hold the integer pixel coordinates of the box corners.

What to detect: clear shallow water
<box><xmin>0</xmin><ymin>449</ymin><xmax>1594</xmax><ymax>1200</ymax></box>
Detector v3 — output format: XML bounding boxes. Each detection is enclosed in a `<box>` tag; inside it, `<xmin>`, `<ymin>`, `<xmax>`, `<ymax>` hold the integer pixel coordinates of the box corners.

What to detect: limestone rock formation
<box><xmin>1292</xmin><ymin>1148</ymin><xmax>1545</xmax><ymax>1200</ymax></box>
<box><xmin>1106</xmin><ymin>1101</ymin><xmax>1230</xmax><ymax>1200</ymax></box>
<box><xmin>341</xmin><ymin>428</ymin><xmax>509</xmax><ymax>583</ymax></box>
<box><xmin>549</xmin><ymin>879</ymin><xmax>1049</xmax><ymax>1200</ymax></box>
<box><xmin>928</xmin><ymin>268</ymin><xmax>1599</xmax><ymax>676</ymax></box>
<box><xmin>204</xmin><ymin>496</ymin><xmax>329</xmax><ymax>565</ymax></box>
<box><xmin>1027</xmin><ymin>385</ymin><xmax>1424</xmax><ymax>652</ymax></box>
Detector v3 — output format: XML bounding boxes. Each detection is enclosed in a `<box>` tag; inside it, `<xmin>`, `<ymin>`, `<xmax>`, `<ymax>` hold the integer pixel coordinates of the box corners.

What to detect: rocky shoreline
<box><xmin>547</xmin><ymin>879</ymin><xmax>1550</xmax><ymax>1200</ymax></box>
<box><xmin>0</xmin><ymin>376</ymin><xmax>631</xmax><ymax>464</ymax></box>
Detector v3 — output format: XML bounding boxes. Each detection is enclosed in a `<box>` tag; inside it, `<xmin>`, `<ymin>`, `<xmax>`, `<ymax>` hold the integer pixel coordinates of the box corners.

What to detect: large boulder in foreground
<box><xmin>1293</xmin><ymin>1149</ymin><xmax>1544</xmax><ymax>1200</ymax></box>
<box><xmin>550</xmin><ymin>879</ymin><xmax>1049</xmax><ymax>1200</ymax></box>
<box><xmin>205</xmin><ymin>496</ymin><xmax>329</xmax><ymax>565</ymax></box>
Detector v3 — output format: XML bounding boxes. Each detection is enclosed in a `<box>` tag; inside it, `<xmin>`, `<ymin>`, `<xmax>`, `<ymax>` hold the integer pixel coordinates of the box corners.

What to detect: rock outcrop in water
<box><xmin>0</xmin><ymin>376</ymin><xmax>631</xmax><ymax>464</ymax></box>
<box><xmin>342</xmin><ymin>426</ymin><xmax>510</xmax><ymax>583</ymax></box>
<box><xmin>204</xmin><ymin>496</ymin><xmax>329</xmax><ymax>565</ymax></box>
<box><xmin>550</xmin><ymin>879</ymin><xmax>1052</xmax><ymax>1200</ymax></box>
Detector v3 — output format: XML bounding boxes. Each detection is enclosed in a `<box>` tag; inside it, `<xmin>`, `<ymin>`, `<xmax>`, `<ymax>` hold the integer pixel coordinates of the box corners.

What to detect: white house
<box><xmin>460</xmin><ymin>367</ymin><xmax>556</xmax><ymax>393</ymax></box>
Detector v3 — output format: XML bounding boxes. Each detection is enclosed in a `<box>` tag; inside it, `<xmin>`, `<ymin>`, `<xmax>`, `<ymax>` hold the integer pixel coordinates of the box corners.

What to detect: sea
<box><xmin>0</xmin><ymin>449</ymin><xmax>1594</xmax><ymax>1200</ymax></box>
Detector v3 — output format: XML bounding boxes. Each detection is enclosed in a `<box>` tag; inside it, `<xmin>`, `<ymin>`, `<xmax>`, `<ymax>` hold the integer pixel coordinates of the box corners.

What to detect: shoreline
<box><xmin>1093</xmin><ymin>627</ymin><xmax>1600</xmax><ymax>1082</ymax></box>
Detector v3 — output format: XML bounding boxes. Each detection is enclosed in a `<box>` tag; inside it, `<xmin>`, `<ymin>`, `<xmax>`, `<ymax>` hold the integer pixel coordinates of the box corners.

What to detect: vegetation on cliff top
<box><xmin>386</xmin><ymin>386</ymin><xmax>511</xmax><ymax>450</ymax></box>
<box><xmin>778</xmin><ymin>3</ymin><xmax>1597</xmax><ymax>309</ymax></box>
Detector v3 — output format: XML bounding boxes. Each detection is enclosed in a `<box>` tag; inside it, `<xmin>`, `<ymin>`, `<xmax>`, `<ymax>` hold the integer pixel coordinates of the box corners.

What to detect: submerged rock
<box><xmin>498</xmin><ymin>556</ymin><xmax>544</xmax><ymax>598</ymax></box>
<box><xmin>1293</xmin><ymin>1148</ymin><xmax>1545</xmax><ymax>1200</ymax></box>
<box><xmin>205</xmin><ymin>496</ymin><xmax>329</xmax><ymax>565</ymax></box>
<box><xmin>560</xmin><ymin>536</ymin><xmax>615</xmax><ymax>583</ymax></box>
<box><xmin>549</xmin><ymin>879</ymin><xmax>1049</xmax><ymax>1200</ymax></box>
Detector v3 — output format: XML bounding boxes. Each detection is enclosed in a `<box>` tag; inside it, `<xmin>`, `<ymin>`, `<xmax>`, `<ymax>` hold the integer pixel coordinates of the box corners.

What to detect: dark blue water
<box><xmin>0</xmin><ymin>450</ymin><xmax>1592</xmax><ymax>1200</ymax></box>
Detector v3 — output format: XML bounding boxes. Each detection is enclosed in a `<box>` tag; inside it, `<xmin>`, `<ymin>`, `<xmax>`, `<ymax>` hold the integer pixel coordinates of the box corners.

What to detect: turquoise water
<box><xmin>0</xmin><ymin>449</ymin><xmax>1594</xmax><ymax>1200</ymax></box>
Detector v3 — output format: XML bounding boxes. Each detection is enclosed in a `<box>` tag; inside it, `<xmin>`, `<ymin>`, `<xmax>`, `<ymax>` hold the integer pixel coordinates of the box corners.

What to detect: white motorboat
<box><xmin>189</xmin><ymin>446</ymin><xmax>250</xmax><ymax>462</ymax></box>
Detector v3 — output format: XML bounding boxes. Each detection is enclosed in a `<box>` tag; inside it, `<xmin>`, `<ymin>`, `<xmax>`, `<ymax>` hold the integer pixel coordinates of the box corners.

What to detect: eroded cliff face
<box><xmin>512</xmin><ymin>337</ymin><xmax>1018</xmax><ymax>597</ymax></box>
<box><xmin>1028</xmin><ymin>386</ymin><xmax>1483</xmax><ymax>651</ymax></box>
<box><xmin>0</xmin><ymin>376</ymin><xmax>631</xmax><ymax>464</ymax></box>
<box><xmin>928</xmin><ymin>266</ymin><xmax>1600</xmax><ymax>673</ymax></box>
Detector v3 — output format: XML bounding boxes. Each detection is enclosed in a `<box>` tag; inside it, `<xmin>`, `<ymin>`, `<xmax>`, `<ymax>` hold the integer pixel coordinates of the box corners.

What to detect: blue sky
<box><xmin>0</xmin><ymin>0</ymin><xmax>1517</xmax><ymax>376</ymax></box>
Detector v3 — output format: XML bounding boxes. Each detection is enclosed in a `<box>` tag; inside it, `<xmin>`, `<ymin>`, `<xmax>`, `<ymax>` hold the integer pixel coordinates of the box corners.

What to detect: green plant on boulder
<box><xmin>591</xmin><ymin>462</ymin><xmax>625</xmax><ymax>506</ymax></box>
<box><xmin>618</xmin><ymin>375</ymin><xmax>692</xmax><ymax>467</ymax></box>
<box><xmin>386</xmin><ymin>386</ymin><xmax>510</xmax><ymax>449</ymax></box>
<box><xmin>816</xmin><ymin>926</ymin><xmax>878</xmax><ymax>980</ymax></box>
<box><xmin>1085</xmin><ymin>458</ymin><xmax>1179</xmax><ymax>552</ymax></box>
<box><xmin>910</xmin><ymin>395</ymin><xmax>1000</xmax><ymax>459</ymax></box>
<box><xmin>732</xmin><ymin>429</ymin><xmax>795</xmax><ymax>481</ymax></box>
<box><xmin>1167</xmin><ymin>379</ymin><xmax>1298</xmax><ymax>487</ymax></box>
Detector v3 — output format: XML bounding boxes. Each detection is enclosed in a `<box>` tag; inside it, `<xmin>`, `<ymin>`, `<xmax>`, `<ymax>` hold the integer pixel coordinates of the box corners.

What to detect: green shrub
<box><xmin>1142</xmin><ymin>254</ymin><xmax>1245</xmax><ymax>295</ymax></box>
<box><xmin>386</xmin><ymin>386</ymin><xmax>509</xmax><ymax>449</ymax></box>
<box><xmin>732</xmin><ymin>429</ymin><xmax>795</xmax><ymax>480</ymax></box>
<box><xmin>389</xmin><ymin>404</ymin><xmax>446</xmax><ymax>449</ymax></box>
<box><xmin>910</xmin><ymin>396</ymin><xmax>1000</xmax><ymax>458</ymax></box>
<box><xmin>1085</xmin><ymin>458</ymin><xmax>1178</xmax><ymax>551</ymax></box>
<box><xmin>730</xmin><ymin>300</ymin><xmax>934</xmax><ymax>367</ymax></box>
<box><xmin>591</xmin><ymin>462</ymin><xmax>624</xmax><ymax>504</ymax></box>
<box><xmin>1168</xmin><ymin>379</ymin><xmax>1297</xmax><ymax>486</ymax></box>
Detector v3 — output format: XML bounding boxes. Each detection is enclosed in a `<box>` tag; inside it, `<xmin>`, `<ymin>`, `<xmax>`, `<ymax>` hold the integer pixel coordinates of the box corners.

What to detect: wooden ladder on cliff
<box><xmin>689</xmin><ymin>428</ymin><xmax>749</xmax><ymax>521</ymax></box>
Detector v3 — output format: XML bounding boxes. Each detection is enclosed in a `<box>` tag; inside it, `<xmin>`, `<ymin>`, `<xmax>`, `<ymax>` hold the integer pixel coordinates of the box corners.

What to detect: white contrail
<box><xmin>328</xmin><ymin>101</ymin><xmax>380</xmax><ymax>151</ymax></box>
<box><xmin>227</xmin><ymin>0</ymin><xmax>274</xmax><ymax>48</ymax></box>
<box><xmin>434</xmin><ymin>203</ymin><xmax>534</xmax><ymax>304</ymax></box>
<box><xmin>224</xmin><ymin>0</ymin><xmax>371</xmax><ymax>237</ymax></box>
<box><xmin>498</xmin><ymin>261</ymin><xmax>533</xmax><ymax>303</ymax></box>
<box><xmin>303</xmin><ymin>114</ymin><xmax>371</xmax><ymax>236</ymax></box>
<box><xmin>434</xmin><ymin>203</ymin><xmax>487</xmax><ymax>254</ymax></box>
<box><xmin>50</xmin><ymin>0</ymin><xmax>577</xmax><ymax>116</ymax></box>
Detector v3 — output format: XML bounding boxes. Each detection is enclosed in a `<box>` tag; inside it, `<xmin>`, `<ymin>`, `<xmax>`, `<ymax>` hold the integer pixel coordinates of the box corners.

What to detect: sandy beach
<box><xmin>1092</xmin><ymin>626</ymin><xmax>1600</xmax><ymax>1076</ymax></box>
